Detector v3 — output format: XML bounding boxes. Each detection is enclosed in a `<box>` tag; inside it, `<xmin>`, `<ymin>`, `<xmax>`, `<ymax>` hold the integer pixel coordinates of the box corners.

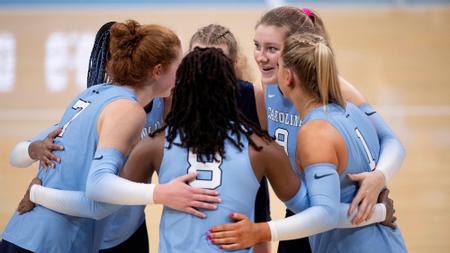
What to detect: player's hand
<box><xmin>17</xmin><ymin>177</ymin><xmax>42</xmax><ymax>214</ymax></box>
<box><xmin>154</xmin><ymin>172</ymin><xmax>221</xmax><ymax>218</ymax></box>
<box><xmin>208</xmin><ymin>213</ymin><xmax>270</xmax><ymax>251</ymax></box>
<box><xmin>29</xmin><ymin>128</ymin><xmax>64</xmax><ymax>171</ymax></box>
<box><xmin>378</xmin><ymin>189</ymin><xmax>397</xmax><ymax>229</ymax></box>
<box><xmin>347</xmin><ymin>170</ymin><xmax>385</xmax><ymax>224</ymax></box>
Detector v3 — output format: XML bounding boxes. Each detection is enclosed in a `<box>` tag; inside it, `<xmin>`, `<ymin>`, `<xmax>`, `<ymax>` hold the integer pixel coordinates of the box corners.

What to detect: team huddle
<box><xmin>1</xmin><ymin>6</ymin><xmax>407</xmax><ymax>253</ymax></box>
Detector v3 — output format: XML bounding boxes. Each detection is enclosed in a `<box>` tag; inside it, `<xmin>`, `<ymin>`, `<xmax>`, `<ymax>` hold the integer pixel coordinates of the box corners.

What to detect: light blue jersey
<box><xmin>304</xmin><ymin>103</ymin><xmax>407</xmax><ymax>253</ymax></box>
<box><xmin>265</xmin><ymin>84</ymin><xmax>302</xmax><ymax>176</ymax></box>
<box><xmin>100</xmin><ymin>97</ymin><xmax>165</xmax><ymax>249</ymax></box>
<box><xmin>2</xmin><ymin>84</ymin><xmax>137</xmax><ymax>253</ymax></box>
<box><xmin>158</xmin><ymin>131</ymin><xmax>260</xmax><ymax>253</ymax></box>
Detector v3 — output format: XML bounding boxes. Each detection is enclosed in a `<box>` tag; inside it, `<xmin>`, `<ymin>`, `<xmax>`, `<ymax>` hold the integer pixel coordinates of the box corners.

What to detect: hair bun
<box><xmin>110</xmin><ymin>20</ymin><xmax>143</xmax><ymax>57</ymax></box>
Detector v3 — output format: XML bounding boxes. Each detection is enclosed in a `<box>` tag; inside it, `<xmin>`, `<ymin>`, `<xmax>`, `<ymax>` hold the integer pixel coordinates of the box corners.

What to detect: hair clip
<box><xmin>302</xmin><ymin>8</ymin><xmax>312</xmax><ymax>17</ymax></box>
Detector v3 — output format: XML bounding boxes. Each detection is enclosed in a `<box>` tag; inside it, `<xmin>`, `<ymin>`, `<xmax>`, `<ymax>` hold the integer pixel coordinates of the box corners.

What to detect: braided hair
<box><xmin>87</xmin><ymin>21</ymin><xmax>116</xmax><ymax>87</ymax></box>
<box><xmin>155</xmin><ymin>47</ymin><xmax>272</xmax><ymax>162</ymax></box>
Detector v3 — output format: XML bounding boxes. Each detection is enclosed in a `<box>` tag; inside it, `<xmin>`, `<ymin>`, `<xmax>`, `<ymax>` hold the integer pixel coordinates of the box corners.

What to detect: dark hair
<box><xmin>256</xmin><ymin>6</ymin><xmax>330</xmax><ymax>44</ymax></box>
<box><xmin>155</xmin><ymin>47</ymin><xmax>271</xmax><ymax>162</ymax></box>
<box><xmin>107</xmin><ymin>20</ymin><xmax>181</xmax><ymax>88</ymax></box>
<box><xmin>87</xmin><ymin>21</ymin><xmax>116</xmax><ymax>88</ymax></box>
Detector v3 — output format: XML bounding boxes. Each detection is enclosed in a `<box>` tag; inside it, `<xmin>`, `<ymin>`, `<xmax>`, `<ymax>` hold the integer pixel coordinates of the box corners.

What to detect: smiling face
<box><xmin>253</xmin><ymin>24</ymin><xmax>288</xmax><ymax>85</ymax></box>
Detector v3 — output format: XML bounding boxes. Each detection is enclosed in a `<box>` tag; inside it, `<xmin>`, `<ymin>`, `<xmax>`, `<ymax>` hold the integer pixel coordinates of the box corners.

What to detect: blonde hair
<box><xmin>282</xmin><ymin>33</ymin><xmax>345</xmax><ymax>108</ymax></box>
<box><xmin>189</xmin><ymin>24</ymin><xmax>254</xmax><ymax>82</ymax></box>
<box><xmin>256</xmin><ymin>6</ymin><xmax>330</xmax><ymax>45</ymax></box>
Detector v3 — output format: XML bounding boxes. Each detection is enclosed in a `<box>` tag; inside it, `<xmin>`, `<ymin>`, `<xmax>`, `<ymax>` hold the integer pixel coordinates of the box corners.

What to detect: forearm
<box><xmin>359</xmin><ymin>104</ymin><xmax>406</xmax><ymax>183</ymax></box>
<box><xmin>286</xmin><ymin>188</ymin><xmax>386</xmax><ymax>228</ymax></box>
<box><xmin>269</xmin><ymin>163</ymin><xmax>340</xmax><ymax>241</ymax></box>
<box><xmin>9</xmin><ymin>125</ymin><xmax>60</xmax><ymax>168</ymax></box>
<box><xmin>86</xmin><ymin>148</ymin><xmax>155</xmax><ymax>205</ymax></box>
<box><xmin>9</xmin><ymin>141</ymin><xmax>34</xmax><ymax>167</ymax></box>
<box><xmin>30</xmin><ymin>185</ymin><xmax>120</xmax><ymax>220</ymax></box>
<box><xmin>337</xmin><ymin>203</ymin><xmax>386</xmax><ymax>228</ymax></box>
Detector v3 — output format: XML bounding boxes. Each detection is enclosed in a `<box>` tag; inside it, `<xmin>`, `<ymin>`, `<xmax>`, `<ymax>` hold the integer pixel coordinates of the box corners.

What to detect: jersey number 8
<box><xmin>187</xmin><ymin>151</ymin><xmax>222</xmax><ymax>189</ymax></box>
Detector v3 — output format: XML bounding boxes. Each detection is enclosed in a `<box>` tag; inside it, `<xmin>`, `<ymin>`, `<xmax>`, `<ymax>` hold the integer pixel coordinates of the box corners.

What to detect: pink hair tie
<box><xmin>302</xmin><ymin>8</ymin><xmax>312</xmax><ymax>17</ymax></box>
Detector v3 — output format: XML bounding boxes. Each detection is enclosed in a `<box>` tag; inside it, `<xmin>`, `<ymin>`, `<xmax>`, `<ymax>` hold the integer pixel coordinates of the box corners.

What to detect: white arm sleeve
<box><xmin>359</xmin><ymin>104</ymin><xmax>406</xmax><ymax>183</ymax></box>
<box><xmin>269</xmin><ymin>163</ymin><xmax>340</xmax><ymax>241</ymax></box>
<box><xmin>85</xmin><ymin>148</ymin><xmax>155</xmax><ymax>205</ymax></box>
<box><xmin>337</xmin><ymin>203</ymin><xmax>386</xmax><ymax>228</ymax></box>
<box><xmin>9</xmin><ymin>141</ymin><xmax>35</xmax><ymax>168</ymax></box>
<box><xmin>30</xmin><ymin>185</ymin><xmax>121</xmax><ymax>220</ymax></box>
<box><xmin>9</xmin><ymin>124</ymin><xmax>60</xmax><ymax>168</ymax></box>
<box><xmin>86</xmin><ymin>172</ymin><xmax>155</xmax><ymax>205</ymax></box>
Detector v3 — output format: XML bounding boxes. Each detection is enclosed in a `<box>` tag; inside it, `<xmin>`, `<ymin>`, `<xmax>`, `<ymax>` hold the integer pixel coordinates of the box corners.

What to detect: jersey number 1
<box><xmin>355</xmin><ymin>128</ymin><xmax>376</xmax><ymax>171</ymax></box>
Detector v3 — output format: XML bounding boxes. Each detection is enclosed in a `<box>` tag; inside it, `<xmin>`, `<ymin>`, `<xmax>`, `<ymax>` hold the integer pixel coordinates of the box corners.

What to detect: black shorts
<box><xmin>277</xmin><ymin>209</ymin><xmax>311</xmax><ymax>253</ymax></box>
<box><xmin>98</xmin><ymin>220</ymin><xmax>149</xmax><ymax>253</ymax></box>
<box><xmin>0</xmin><ymin>240</ymin><xmax>33</xmax><ymax>253</ymax></box>
<box><xmin>254</xmin><ymin>176</ymin><xmax>271</xmax><ymax>222</ymax></box>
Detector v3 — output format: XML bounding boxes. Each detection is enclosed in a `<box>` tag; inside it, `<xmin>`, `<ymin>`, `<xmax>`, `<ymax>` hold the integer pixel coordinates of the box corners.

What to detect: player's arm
<box><xmin>208</xmin><ymin>121</ymin><xmax>394</xmax><ymax>250</ymax></box>
<box><xmin>338</xmin><ymin>77</ymin><xmax>405</xmax><ymax>224</ymax></box>
<box><xmin>9</xmin><ymin>125</ymin><xmax>64</xmax><ymax>169</ymax></box>
<box><xmin>85</xmin><ymin>100</ymin><xmax>221</xmax><ymax>218</ymax></box>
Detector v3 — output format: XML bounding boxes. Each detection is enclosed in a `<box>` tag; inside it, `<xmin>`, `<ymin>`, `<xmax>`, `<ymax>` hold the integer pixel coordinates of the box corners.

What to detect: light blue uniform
<box><xmin>265</xmin><ymin>84</ymin><xmax>302</xmax><ymax>177</ymax></box>
<box><xmin>304</xmin><ymin>103</ymin><xmax>407</xmax><ymax>253</ymax></box>
<box><xmin>2</xmin><ymin>84</ymin><xmax>137</xmax><ymax>253</ymax></box>
<box><xmin>157</xmin><ymin>131</ymin><xmax>260</xmax><ymax>253</ymax></box>
<box><xmin>99</xmin><ymin>97</ymin><xmax>165</xmax><ymax>249</ymax></box>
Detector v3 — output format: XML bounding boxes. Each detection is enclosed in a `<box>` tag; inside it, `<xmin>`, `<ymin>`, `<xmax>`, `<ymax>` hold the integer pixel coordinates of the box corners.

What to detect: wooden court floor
<box><xmin>1</xmin><ymin>6</ymin><xmax>449</xmax><ymax>252</ymax></box>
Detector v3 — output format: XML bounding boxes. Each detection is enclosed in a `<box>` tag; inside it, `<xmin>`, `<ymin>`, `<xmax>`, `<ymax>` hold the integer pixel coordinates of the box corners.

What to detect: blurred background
<box><xmin>0</xmin><ymin>0</ymin><xmax>449</xmax><ymax>252</ymax></box>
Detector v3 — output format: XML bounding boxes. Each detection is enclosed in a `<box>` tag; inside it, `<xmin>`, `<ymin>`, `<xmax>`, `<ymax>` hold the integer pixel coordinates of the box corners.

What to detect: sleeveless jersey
<box><xmin>99</xmin><ymin>97</ymin><xmax>165</xmax><ymax>249</ymax></box>
<box><xmin>158</xmin><ymin>131</ymin><xmax>260</xmax><ymax>253</ymax></box>
<box><xmin>304</xmin><ymin>103</ymin><xmax>407</xmax><ymax>253</ymax></box>
<box><xmin>2</xmin><ymin>84</ymin><xmax>137</xmax><ymax>253</ymax></box>
<box><xmin>265</xmin><ymin>84</ymin><xmax>302</xmax><ymax>176</ymax></box>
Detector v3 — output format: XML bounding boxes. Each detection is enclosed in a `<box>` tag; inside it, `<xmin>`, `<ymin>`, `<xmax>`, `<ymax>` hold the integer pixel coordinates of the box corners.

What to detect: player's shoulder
<box><xmin>297</xmin><ymin>120</ymin><xmax>341</xmax><ymax>169</ymax></box>
<box><xmin>101</xmin><ymin>99</ymin><xmax>146</xmax><ymax>129</ymax></box>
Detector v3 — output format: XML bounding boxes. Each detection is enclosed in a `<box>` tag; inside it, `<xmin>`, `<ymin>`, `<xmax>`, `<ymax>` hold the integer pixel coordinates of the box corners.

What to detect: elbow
<box><xmin>325</xmin><ymin>205</ymin><xmax>340</xmax><ymax>229</ymax></box>
<box><xmin>85</xmin><ymin>177</ymin><xmax>101</xmax><ymax>201</ymax></box>
<box><xmin>318</xmin><ymin>202</ymin><xmax>340</xmax><ymax>230</ymax></box>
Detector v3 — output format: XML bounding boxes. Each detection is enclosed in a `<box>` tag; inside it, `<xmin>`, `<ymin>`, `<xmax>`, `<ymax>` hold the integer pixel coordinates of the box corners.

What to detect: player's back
<box><xmin>302</xmin><ymin>103</ymin><xmax>407</xmax><ymax>253</ymax></box>
<box><xmin>158</xmin><ymin>130</ymin><xmax>259</xmax><ymax>253</ymax></box>
<box><xmin>2</xmin><ymin>83</ymin><xmax>137</xmax><ymax>253</ymax></box>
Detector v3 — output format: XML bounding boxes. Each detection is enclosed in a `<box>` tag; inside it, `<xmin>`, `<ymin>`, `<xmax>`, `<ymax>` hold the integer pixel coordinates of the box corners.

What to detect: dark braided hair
<box><xmin>155</xmin><ymin>47</ymin><xmax>272</xmax><ymax>162</ymax></box>
<box><xmin>87</xmin><ymin>21</ymin><xmax>116</xmax><ymax>87</ymax></box>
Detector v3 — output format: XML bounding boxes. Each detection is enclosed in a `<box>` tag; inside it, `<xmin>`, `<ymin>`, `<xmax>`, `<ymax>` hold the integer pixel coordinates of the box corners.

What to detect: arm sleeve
<box><xmin>284</xmin><ymin>179</ymin><xmax>386</xmax><ymax>228</ymax></box>
<box><xmin>9</xmin><ymin>124</ymin><xmax>60</xmax><ymax>168</ymax></box>
<box><xmin>268</xmin><ymin>163</ymin><xmax>340</xmax><ymax>241</ymax></box>
<box><xmin>85</xmin><ymin>148</ymin><xmax>155</xmax><ymax>205</ymax></box>
<box><xmin>30</xmin><ymin>185</ymin><xmax>121</xmax><ymax>220</ymax></box>
<box><xmin>358</xmin><ymin>104</ymin><xmax>406</xmax><ymax>183</ymax></box>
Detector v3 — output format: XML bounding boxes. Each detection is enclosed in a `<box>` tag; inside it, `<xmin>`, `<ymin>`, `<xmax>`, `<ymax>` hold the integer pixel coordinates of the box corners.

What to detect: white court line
<box><xmin>0</xmin><ymin>109</ymin><xmax>63</xmax><ymax>120</ymax></box>
<box><xmin>375</xmin><ymin>105</ymin><xmax>450</xmax><ymax>117</ymax></box>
